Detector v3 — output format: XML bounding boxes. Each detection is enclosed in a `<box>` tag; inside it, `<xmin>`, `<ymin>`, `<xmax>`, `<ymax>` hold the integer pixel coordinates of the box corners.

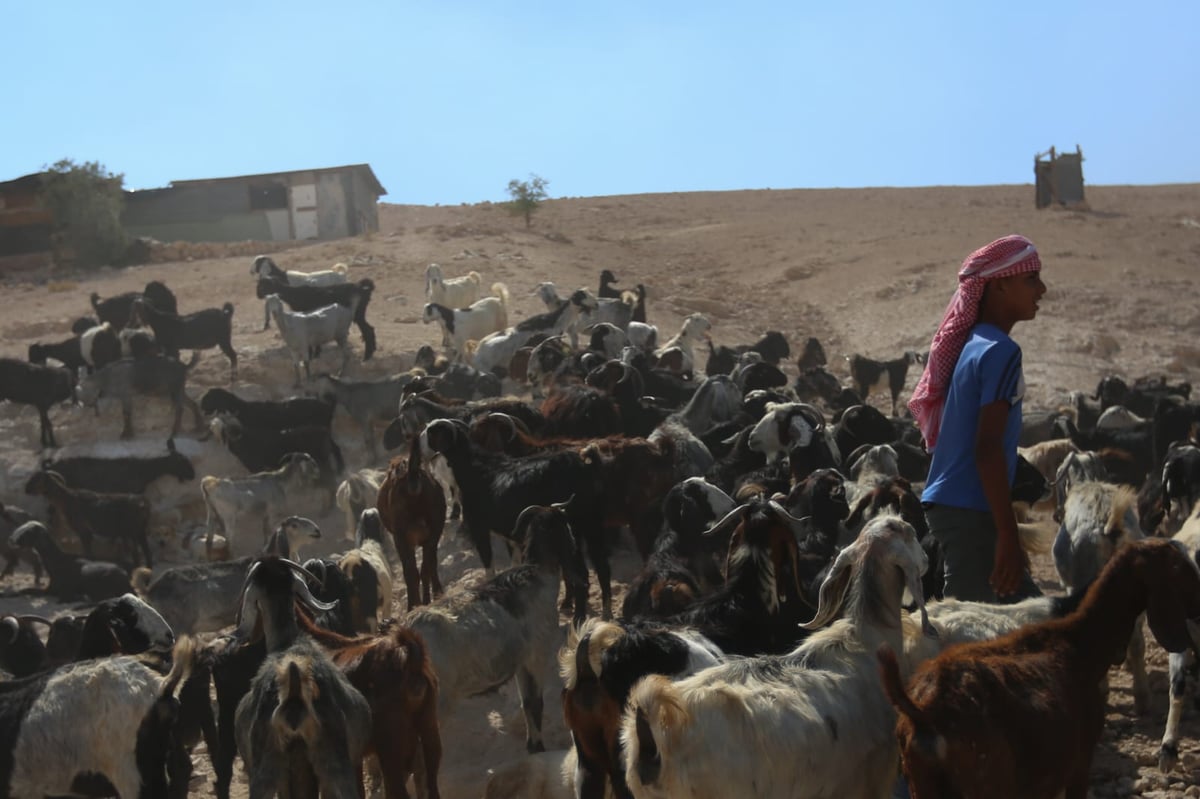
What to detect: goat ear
<box><xmin>801</xmin><ymin>544</ymin><xmax>856</xmax><ymax>630</ymax></box>
<box><xmin>785</xmin><ymin>414</ymin><xmax>814</xmax><ymax>448</ymax></box>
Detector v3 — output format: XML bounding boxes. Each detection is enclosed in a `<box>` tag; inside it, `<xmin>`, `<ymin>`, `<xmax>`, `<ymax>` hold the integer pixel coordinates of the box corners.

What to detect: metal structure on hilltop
<box><xmin>1034</xmin><ymin>145</ymin><xmax>1086</xmax><ymax>209</ymax></box>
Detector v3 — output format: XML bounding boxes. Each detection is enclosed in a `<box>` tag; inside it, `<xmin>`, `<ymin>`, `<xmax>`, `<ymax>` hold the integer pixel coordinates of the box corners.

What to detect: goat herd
<box><xmin>2</xmin><ymin>254</ymin><xmax>1200</xmax><ymax>799</ymax></box>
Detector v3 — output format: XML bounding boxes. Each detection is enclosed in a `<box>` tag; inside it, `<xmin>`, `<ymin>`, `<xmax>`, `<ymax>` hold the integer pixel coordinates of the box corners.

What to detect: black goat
<box><xmin>796</xmin><ymin>336</ymin><xmax>828</xmax><ymax>371</ymax></box>
<box><xmin>256</xmin><ymin>275</ymin><xmax>377</xmax><ymax>360</ymax></box>
<box><xmin>1096</xmin><ymin>374</ymin><xmax>1191</xmax><ymax>417</ymax></box>
<box><xmin>132</xmin><ymin>297</ymin><xmax>238</xmax><ymax>381</ymax></box>
<box><xmin>0</xmin><ymin>615</ymin><xmax>52</xmax><ymax>677</ymax></box>
<box><xmin>10</xmin><ymin>521</ymin><xmax>133</xmax><ymax>600</ymax></box>
<box><xmin>199</xmin><ymin>387</ymin><xmax>335</xmax><ymax>430</ymax></box>
<box><xmin>209</xmin><ymin>413</ymin><xmax>344</xmax><ymax>499</ymax></box>
<box><xmin>416</xmin><ymin>418</ymin><xmax>607</xmax><ymax>618</ymax></box>
<box><xmin>0</xmin><ymin>502</ymin><xmax>42</xmax><ymax>587</ymax></box>
<box><xmin>36</xmin><ymin>438</ymin><xmax>194</xmax><ymax>494</ymax></box>
<box><xmin>705</xmin><ymin>330</ymin><xmax>791</xmax><ymax>375</ymax></box>
<box><xmin>598</xmin><ymin>269</ymin><xmax>622</xmax><ymax>299</ymax></box>
<box><xmin>25</xmin><ymin>470</ymin><xmax>154</xmax><ymax>566</ymax></box>
<box><xmin>0</xmin><ymin>358</ymin><xmax>75</xmax><ymax>449</ymax></box>
<box><xmin>792</xmin><ymin>365</ymin><xmax>843</xmax><ymax>406</ymax></box>
<box><xmin>90</xmin><ymin>280</ymin><xmax>178</xmax><ymax>330</ymax></box>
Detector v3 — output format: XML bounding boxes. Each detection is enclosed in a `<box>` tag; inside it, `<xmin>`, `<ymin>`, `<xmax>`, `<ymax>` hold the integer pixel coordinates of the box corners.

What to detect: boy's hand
<box><xmin>990</xmin><ymin>533</ymin><xmax>1026</xmax><ymax>596</ymax></box>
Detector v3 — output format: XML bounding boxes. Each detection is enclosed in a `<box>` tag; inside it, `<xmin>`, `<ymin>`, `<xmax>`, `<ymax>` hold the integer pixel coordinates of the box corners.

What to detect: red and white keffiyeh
<box><xmin>908</xmin><ymin>234</ymin><xmax>1042</xmax><ymax>451</ymax></box>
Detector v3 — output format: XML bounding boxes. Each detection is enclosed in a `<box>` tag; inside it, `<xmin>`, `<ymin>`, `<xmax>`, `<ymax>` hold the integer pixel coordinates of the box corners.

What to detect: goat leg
<box><xmin>121</xmin><ymin>399</ymin><xmax>136</xmax><ymax>440</ymax></box>
<box><xmin>515</xmin><ymin>666</ymin><xmax>545</xmax><ymax>753</ymax></box>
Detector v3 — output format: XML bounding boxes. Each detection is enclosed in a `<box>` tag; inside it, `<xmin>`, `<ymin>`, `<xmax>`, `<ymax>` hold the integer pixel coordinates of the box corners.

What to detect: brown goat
<box><xmin>376</xmin><ymin>441</ymin><xmax>446</xmax><ymax>611</ymax></box>
<box><xmin>582</xmin><ymin>434</ymin><xmax>680</xmax><ymax>560</ymax></box>
<box><xmin>878</xmin><ymin>538</ymin><xmax>1200</xmax><ymax>799</ymax></box>
<box><xmin>298</xmin><ymin>611</ymin><xmax>442</xmax><ymax>799</ymax></box>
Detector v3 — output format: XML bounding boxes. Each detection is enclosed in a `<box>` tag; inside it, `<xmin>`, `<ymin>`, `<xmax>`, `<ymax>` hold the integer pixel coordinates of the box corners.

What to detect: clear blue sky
<box><xmin>8</xmin><ymin>1</ymin><xmax>1197</xmax><ymax>205</ymax></box>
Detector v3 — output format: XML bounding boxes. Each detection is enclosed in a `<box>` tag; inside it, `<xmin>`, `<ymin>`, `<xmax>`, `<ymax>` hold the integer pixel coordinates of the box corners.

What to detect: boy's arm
<box><xmin>976</xmin><ymin>399</ymin><xmax>1025</xmax><ymax>596</ymax></box>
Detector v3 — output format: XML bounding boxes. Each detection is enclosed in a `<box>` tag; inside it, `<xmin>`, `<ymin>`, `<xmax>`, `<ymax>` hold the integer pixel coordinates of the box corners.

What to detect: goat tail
<box><xmin>272</xmin><ymin>656</ymin><xmax>320</xmax><ymax>738</ymax></box>
<box><xmin>468</xmin><ymin>270</ymin><xmax>482</xmax><ymax>285</ymax></box>
<box><xmin>493</xmin><ymin>283</ymin><xmax>510</xmax><ymax>329</ymax></box>
<box><xmin>1017</xmin><ymin>521</ymin><xmax>1055</xmax><ymax>556</ymax></box>
<box><xmin>221</xmin><ymin>302</ymin><xmax>234</xmax><ymax>317</ymax></box>
<box><xmin>876</xmin><ymin>644</ymin><xmax>927</xmax><ymax>728</ymax></box>
<box><xmin>131</xmin><ymin>566</ymin><xmax>154</xmax><ymax>596</ymax></box>
<box><xmin>623</xmin><ymin>675</ymin><xmax>685</xmax><ymax>789</ymax></box>
<box><xmin>161</xmin><ymin>635</ymin><xmax>196</xmax><ymax>699</ymax></box>
<box><xmin>332</xmin><ymin>262</ymin><xmax>348</xmax><ymax>275</ymax></box>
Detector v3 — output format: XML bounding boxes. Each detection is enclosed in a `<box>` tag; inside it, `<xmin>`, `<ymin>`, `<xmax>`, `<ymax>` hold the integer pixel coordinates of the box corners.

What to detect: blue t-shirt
<box><xmin>921</xmin><ymin>323</ymin><xmax>1024</xmax><ymax>512</ymax></box>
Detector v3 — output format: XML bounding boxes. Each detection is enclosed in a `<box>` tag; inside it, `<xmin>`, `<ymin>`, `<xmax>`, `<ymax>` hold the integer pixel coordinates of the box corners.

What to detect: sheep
<box><xmin>423</xmin><ymin>282</ymin><xmax>511</xmax><ymax>358</ymax></box>
<box><xmin>251</xmin><ymin>254</ymin><xmax>349</xmax><ymax>287</ymax></box>
<box><xmin>879</xmin><ymin>538</ymin><xmax>1200</xmax><ymax>799</ymax></box>
<box><xmin>560</xmin><ymin>618</ymin><xmax>724</xmax><ymax>799</ymax></box>
<box><xmin>256</xmin><ymin>275</ymin><xmax>377</xmax><ymax>361</ymax></box>
<box><xmin>25</xmin><ymin>469</ymin><xmax>155</xmax><ymax>567</ymax></box>
<box><xmin>338</xmin><ymin>509</ymin><xmax>394</xmax><ymax>633</ymax></box>
<box><xmin>335</xmin><ymin>467</ymin><xmax>386</xmax><ymax>539</ymax></box>
<box><xmin>0</xmin><ymin>636</ymin><xmax>195</xmax><ymax>799</ymax></box>
<box><xmin>131</xmin><ymin>297</ymin><xmax>238</xmax><ymax>382</ymax></box>
<box><xmin>619</xmin><ymin>514</ymin><xmax>935</xmax><ymax>799</ymax></box>
<box><xmin>264</xmin><ymin>294</ymin><xmax>355</xmax><ymax>385</ymax></box>
<box><xmin>201</xmin><ymin>452</ymin><xmax>323</xmax><ymax>559</ymax></box>
<box><xmin>406</xmin><ymin>501</ymin><xmax>589</xmax><ymax>754</ymax></box>
<box><xmin>376</xmin><ymin>453</ymin><xmax>447</xmax><ymax>611</ymax></box>
<box><xmin>10</xmin><ymin>521</ymin><xmax>133</xmax><ymax>601</ymax></box>
<box><xmin>313</xmin><ymin>371</ymin><xmax>418</xmax><ymax>461</ymax></box>
<box><xmin>199</xmin><ymin>386</ymin><xmax>336</xmax><ymax>431</ymax></box>
<box><xmin>76</xmin><ymin>353</ymin><xmax>206</xmax><ymax>441</ymax></box>
<box><xmin>425</xmin><ymin>263</ymin><xmax>482</xmax><ymax>309</ymax></box>
<box><xmin>131</xmin><ymin>516</ymin><xmax>321</xmax><ymax>635</ymax></box>
<box><xmin>90</xmin><ymin>280</ymin><xmax>178</xmax><ymax>331</ymax></box>
<box><xmin>0</xmin><ymin>358</ymin><xmax>75</xmax><ymax>449</ymax></box>
<box><xmin>232</xmin><ymin>557</ymin><xmax>373</xmax><ymax>799</ymax></box>
<box><xmin>36</xmin><ymin>437</ymin><xmax>195</xmax><ymax>495</ymax></box>
<box><xmin>653</xmin><ymin>313</ymin><xmax>711</xmax><ymax>377</ymax></box>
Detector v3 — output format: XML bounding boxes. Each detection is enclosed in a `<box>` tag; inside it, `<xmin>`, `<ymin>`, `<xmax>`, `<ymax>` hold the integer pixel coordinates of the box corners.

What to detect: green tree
<box><xmin>506</xmin><ymin>174</ymin><xmax>549</xmax><ymax>228</ymax></box>
<box><xmin>41</xmin><ymin>159</ymin><xmax>127</xmax><ymax>270</ymax></box>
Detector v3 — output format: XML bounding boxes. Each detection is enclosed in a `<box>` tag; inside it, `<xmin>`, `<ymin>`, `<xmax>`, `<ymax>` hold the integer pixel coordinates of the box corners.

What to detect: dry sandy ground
<box><xmin>2</xmin><ymin>183</ymin><xmax>1200</xmax><ymax>797</ymax></box>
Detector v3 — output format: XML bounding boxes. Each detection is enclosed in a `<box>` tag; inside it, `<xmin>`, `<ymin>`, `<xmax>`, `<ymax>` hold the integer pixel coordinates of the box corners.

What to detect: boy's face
<box><xmin>993</xmin><ymin>270</ymin><xmax>1046</xmax><ymax>322</ymax></box>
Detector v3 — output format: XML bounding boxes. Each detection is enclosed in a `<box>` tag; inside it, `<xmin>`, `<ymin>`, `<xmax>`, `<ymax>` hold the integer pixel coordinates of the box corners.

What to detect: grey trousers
<box><xmin>925</xmin><ymin>503</ymin><xmax>1042</xmax><ymax>603</ymax></box>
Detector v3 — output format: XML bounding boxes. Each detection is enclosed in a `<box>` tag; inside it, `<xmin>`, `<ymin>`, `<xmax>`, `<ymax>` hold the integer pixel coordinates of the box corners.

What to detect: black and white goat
<box><xmin>422</xmin><ymin>282</ymin><xmax>511</xmax><ymax>358</ymax></box>
<box><xmin>256</xmin><ymin>275</ymin><xmax>377</xmax><ymax>361</ymax></box>
<box><xmin>846</xmin><ymin>350</ymin><xmax>924</xmax><ymax>417</ymax></box>
<box><xmin>251</xmin><ymin>254</ymin><xmax>348</xmax><ymax>287</ymax></box>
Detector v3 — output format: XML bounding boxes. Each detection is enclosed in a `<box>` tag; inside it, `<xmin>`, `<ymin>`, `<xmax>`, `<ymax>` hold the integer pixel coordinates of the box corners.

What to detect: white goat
<box><xmin>264</xmin><ymin>294</ymin><xmax>355</xmax><ymax>385</ymax></box>
<box><xmin>251</xmin><ymin>254</ymin><xmax>349</xmax><ymax>287</ymax></box>
<box><xmin>201</xmin><ymin>451</ymin><xmax>322</xmax><ymax>559</ymax></box>
<box><xmin>1051</xmin><ymin>479</ymin><xmax>1149</xmax><ymax>712</ymax></box>
<box><xmin>422</xmin><ymin>283</ymin><xmax>511</xmax><ymax>359</ymax></box>
<box><xmin>620</xmin><ymin>514</ymin><xmax>934</xmax><ymax>799</ymax></box>
<box><xmin>472</xmin><ymin>291</ymin><xmax>596</xmax><ymax>376</ymax></box>
<box><xmin>335</xmin><ymin>468</ymin><xmax>387</xmax><ymax>539</ymax></box>
<box><xmin>338</xmin><ymin>508</ymin><xmax>394</xmax><ymax>633</ymax></box>
<box><xmin>406</xmin><ymin>503</ymin><xmax>585</xmax><ymax>754</ymax></box>
<box><xmin>654</xmin><ymin>313</ymin><xmax>711</xmax><ymax>375</ymax></box>
<box><xmin>425</xmin><ymin>263</ymin><xmax>482</xmax><ymax>308</ymax></box>
<box><xmin>3</xmin><ymin>639</ymin><xmax>193</xmax><ymax>799</ymax></box>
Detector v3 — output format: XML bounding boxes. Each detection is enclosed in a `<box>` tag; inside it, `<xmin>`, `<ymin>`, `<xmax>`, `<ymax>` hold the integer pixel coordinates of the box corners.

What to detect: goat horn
<box><xmin>280</xmin><ymin>558</ymin><xmax>338</xmax><ymax>611</ymax></box>
<box><xmin>16</xmin><ymin>615</ymin><xmax>52</xmax><ymax>627</ymax></box>
<box><xmin>793</xmin><ymin>403</ymin><xmax>826</xmax><ymax>433</ymax></box>
<box><xmin>703</xmin><ymin>503</ymin><xmax>751</xmax><ymax>537</ymax></box>
<box><xmin>551</xmin><ymin>495</ymin><xmax>576</xmax><ymax>511</ymax></box>
<box><xmin>1</xmin><ymin>617</ymin><xmax>18</xmax><ymax>644</ymax></box>
<box><xmin>233</xmin><ymin>561</ymin><xmax>263</xmax><ymax>630</ymax></box>
<box><xmin>767</xmin><ymin>500</ymin><xmax>812</xmax><ymax>536</ymax></box>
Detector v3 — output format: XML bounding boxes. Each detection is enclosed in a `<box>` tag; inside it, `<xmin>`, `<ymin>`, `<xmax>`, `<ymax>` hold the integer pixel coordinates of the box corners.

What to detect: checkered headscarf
<box><xmin>908</xmin><ymin>234</ymin><xmax>1042</xmax><ymax>451</ymax></box>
